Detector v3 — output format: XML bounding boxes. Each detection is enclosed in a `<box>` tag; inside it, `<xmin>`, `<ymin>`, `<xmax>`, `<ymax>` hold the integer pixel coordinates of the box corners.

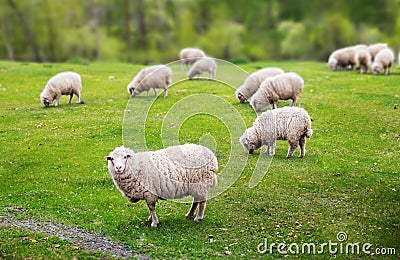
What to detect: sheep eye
<box><xmin>123</xmin><ymin>156</ymin><xmax>127</xmax><ymax>159</ymax></box>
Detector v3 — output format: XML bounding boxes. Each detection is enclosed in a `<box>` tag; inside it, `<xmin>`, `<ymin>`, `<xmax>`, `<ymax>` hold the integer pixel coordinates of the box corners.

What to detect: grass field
<box><xmin>0</xmin><ymin>60</ymin><xmax>399</xmax><ymax>259</ymax></box>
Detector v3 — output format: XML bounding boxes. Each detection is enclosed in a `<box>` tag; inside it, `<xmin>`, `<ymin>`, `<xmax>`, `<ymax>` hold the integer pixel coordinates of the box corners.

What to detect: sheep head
<box><xmin>106</xmin><ymin>146</ymin><xmax>135</xmax><ymax>174</ymax></box>
<box><xmin>236</xmin><ymin>90</ymin><xmax>247</xmax><ymax>103</ymax></box>
<box><xmin>239</xmin><ymin>128</ymin><xmax>262</xmax><ymax>154</ymax></box>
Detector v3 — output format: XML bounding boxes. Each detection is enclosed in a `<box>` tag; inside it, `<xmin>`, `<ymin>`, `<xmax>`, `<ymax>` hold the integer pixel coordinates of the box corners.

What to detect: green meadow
<box><xmin>0</xmin><ymin>60</ymin><xmax>398</xmax><ymax>259</ymax></box>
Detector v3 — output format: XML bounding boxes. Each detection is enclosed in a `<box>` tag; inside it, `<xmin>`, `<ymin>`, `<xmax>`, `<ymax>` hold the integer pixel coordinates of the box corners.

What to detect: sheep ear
<box><xmin>106</xmin><ymin>156</ymin><xmax>112</xmax><ymax>161</ymax></box>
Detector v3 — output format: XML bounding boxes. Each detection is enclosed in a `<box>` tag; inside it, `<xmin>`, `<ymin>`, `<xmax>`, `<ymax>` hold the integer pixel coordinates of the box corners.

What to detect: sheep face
<box><xmin>372</xmin><ymin>65</ymin><xmax>381</xmax><ymax>75</ymax></box>
<box><xmin>328</xmin><ymin>60</ymin><xmax>338</xmax><ymax>70</ymax></box>
<box><xmin>106</xmin><ymin>148</ymin><xmax>134</xmax><ymax>174</ymax></box>
<box><xmin>40</xmin><ymin>95</ymin><xmax>53</xmax><ymax>107</ymax></box>
<box><xmin>239</xmin><ymin>128</ymin><xmax>261</xmax><ymax>154</ymax></box>
<box><xmin>236</xmin><ymin>91</ymin><xmax>247</xmax><ymax>103</ymax></box>
<box><xmin>250</xmin><ymin>98</ymin><xmax>268</xmax><ymax>112</ymax></box>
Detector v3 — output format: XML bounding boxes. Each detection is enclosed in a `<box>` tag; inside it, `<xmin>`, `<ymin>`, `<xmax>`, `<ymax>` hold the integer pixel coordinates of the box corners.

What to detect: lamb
<box><xmin>40</xmin><ymin>71</ymin><xmax>84</xmax><ymax>107</ymax></box>
<box><xmin>127</xmin><ymin>65</ymin><xmax>172</xmax><ymax>98</ymax></box>
<box><xmin>179</xmin><ymin>48</ymin><xmax>206</xmax><ymax>69</ymax></box>
<box><xmin>371</xmin><ymin>48</ymin><xmax>394</xmax><ymax>75</ymax></box>
<box><xmin>236</xmin><ymin>67</ymin><xmax>284</xmax><ymax>103</ymax></box>
<box><xmin>106</xmin><ymin>144</ymin><xmax>218</xmax><ymax>227</ymax></box>
<box><xmin>368</xmin><ymin>43</ymin><xmax>388</xmax><ymax>61</ymax></box>
<box><xmin>239</xmin><ymin>106</ymin><xmax>313</xmax><ymax>158</ymax></box>
<box><xmin>354</xmin><ymin>45</ymin><xmax>371</xmax><ymax>74</ymax></box>
<box><xmin>328</xmin><ymin>46</ymin><xmax>356</xmax><ymax>71</ymax></box>
<box><xmin>250</xmin><ymin>72</ymin><xmax>304</xmax><ymax>112</ymax></box>
<box><xmin>187</xmin><ymin>57</ymin><xmax>217</xmax><ymax>80</ymax></box>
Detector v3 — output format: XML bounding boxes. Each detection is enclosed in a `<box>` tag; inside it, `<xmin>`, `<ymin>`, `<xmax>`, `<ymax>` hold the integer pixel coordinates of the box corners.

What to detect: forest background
<box><xmin>1</xmin><ymin>0</ymin><xmax>399</xmax><ymax>64</ymax></box>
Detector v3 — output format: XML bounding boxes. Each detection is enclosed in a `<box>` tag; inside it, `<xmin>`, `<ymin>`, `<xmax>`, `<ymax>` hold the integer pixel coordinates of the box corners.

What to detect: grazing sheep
<box><xmin>250</xmin><ymin>72</ymin><xmax>304</xmax><ymax>111</ymax></box>
<box><xmin>239</xmin><ymin>106</ymin><xmax>313</xmax><ymax>158</ymax></box>
<box><xmin>40</xmin><ymin>71</ymin><xmax>84</xmax><ymax>107</ymax></box>
<box><xmin>368</xmin><ymin>43</ymin><xmax>388</xmax><ymax>61</ymax></box>
<box><xmin>371</xmin><ymin>48</ymin><xmax>394</xmax><ymax>75</ymax></box>
<box><xmin>187</xmin><ymin>57</ymin><xmax>217</xmax><ymax>80</ymax></box>
<box><xmin>106</xmin><ymin>144</ymin><xmax>218</xmax><ymax>227</ymax></box>
<box><xmin>328</xmin><ymin>46</ymin><xmax>356</xmax><ymax>71</ymax></box>
<box><xmin>354</xmin><ymin>45</ymin><xmax>372</xmax><ymax>74</ymax></box>
<box><xmin>180</xmin><ymin>48</ymin><xmax>206</xmax><ymax>69</ymax></box>
<box><xmin>236</xmin><ymin>67</ymin><xmax>284</xmax><ymax>103</ymax></box>
<box><xmin>127</xmin><ymin>65</ymin><xmax>172</xmax><ymax>98</ymax></box>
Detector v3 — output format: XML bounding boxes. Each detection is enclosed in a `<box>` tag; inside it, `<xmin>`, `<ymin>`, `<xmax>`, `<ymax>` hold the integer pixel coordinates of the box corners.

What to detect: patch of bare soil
<box><xmin>0</xmin><ymin>207</ymin><xmax>139</xmax><ymax>259</ymax></box>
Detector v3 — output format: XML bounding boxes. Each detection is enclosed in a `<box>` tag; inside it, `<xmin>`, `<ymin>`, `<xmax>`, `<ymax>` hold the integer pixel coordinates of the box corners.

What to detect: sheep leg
<box><xmin>163</xmin><ymin>88</ymin><xmax>168</xmax><ymax>98</ymax></box>
<box><xmin>290</xmin><ymin>98</ymin><xmax>297</xmax><ymax>107</ymax></box>
<box><xmin>76</xmin><ymin>93</ymin><xmax>83</xmax><ymax>104</ymax></box>
<box><xmin>286</xmin><ymin>141</ymin><xmax>299</xmax><ymax>158</ymax></box>
<box><xmin>299</xmin><ymin>135</ymin><xmax>306</xmax><ymax>158</ymax></box>
<box><xmin>68</xmin><ymin>94</ymin><xmax>73</xmax><ymax>104</ymax></box>
<box><xmin>146</xmin><ymin>90</ymin><xmax>149</xmax><ymax>97</ymax></box>
<box><xmin>146</xmin><ymin>202</ymin><xmax>159</xmax><ymax>227</ymax></box>
<box><xmin>153</xmin><ymin>88</ymin><xmax>158</xmax><ymax>96</ymax></box>
<box><xmin>272</xmin><ymin>102</ymin><xmax>277</xmax><ymax>109</ymax></box>
<box><xmin>194</xmin><ymin>201</ymin><xmax>206</xmax><ymax>222</ymax></box>
<box><xmin>186</xmin><ymin>200</ymin><xmax>199</xmax><ymax>217</ymax></box>
<box><xmin>266</xmin><ymin>144</ymin><xmax>275</xmax><ymax>156</ymax></box>
<box><xmin>55</xmin><ymin>99</ymin><xmax>60</xmax><ymax>107</ymax></box>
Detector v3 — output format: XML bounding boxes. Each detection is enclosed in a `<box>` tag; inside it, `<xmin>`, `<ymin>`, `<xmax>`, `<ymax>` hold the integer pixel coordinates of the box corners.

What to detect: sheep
<box><xmin>250</xmin><ymin>72</ymin><xmax>304</xmax><ymax>112</ymax></box>
<box><xmin>127</xmin><ymin>65</ymin><xmax>172</xmax><ymax>98</ymax></box>
<box><xmin>368</xmin><ymin>43</ymin><xmax>388</xmax><ymax>62</ymax></box>
<box><xmin>40</xmin><ymin>71</ymin><xmax>84</xmax><ymax>107</ymax></box>
<box><xmin>187</xmin><ymin>57</ymin><xmax>217</xmax><ymax>80</ymax></box>
<box><xmin>179</xmin><ymin>48</ymin><xmax>206</xmax><ymax>69</ymax></box>
<box><xmin>106</xmin><ymin>144</ymin><xmax>218</xmax><ymax>227</ymax></box>
<box><xmin>235</xmin><ymin>67</ymin><xmax>284</xmax><ymax>103</ymax></box>
<box><xmin>328</xmin><ymin>46</ymin><xmax>356</xmax><ymax>71</ymax></box>
<box><xmin>371</xmin><ymin>48</ymin><xmax>394</xmax><ymax>75</ymax></box>
<box><xmin>239</xmin><ymin>106</ymin><xmax>313</xmax><ymax>158</ymax></box>
<box><xmin>354</xmin><ymin>45</ymin><xmax>372</xmax><ymax>74</ymax></box>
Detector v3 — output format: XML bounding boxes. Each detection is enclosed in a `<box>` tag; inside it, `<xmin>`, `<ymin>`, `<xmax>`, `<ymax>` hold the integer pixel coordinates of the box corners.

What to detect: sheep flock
<box><xmin>35</xmin><ymin>44</ymin><xmax>397</xmax><ymax>227</ymax></box>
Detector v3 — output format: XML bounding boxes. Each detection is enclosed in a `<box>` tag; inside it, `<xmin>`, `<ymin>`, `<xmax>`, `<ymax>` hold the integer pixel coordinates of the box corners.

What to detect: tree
<box><xmin>7</xmin><ymin>0</ymin><xmax>41</xmax><ymax>61</ymax></box>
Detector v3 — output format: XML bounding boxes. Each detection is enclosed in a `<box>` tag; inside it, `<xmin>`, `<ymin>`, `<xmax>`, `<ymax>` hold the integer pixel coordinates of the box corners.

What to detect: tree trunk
<box><xmin>136</xmin><ymin>0</ymin><xmax>147</xmax><ymax>49</ymax></box>
<box><xmin>123</xmin><ymin>0</ymin><xmax>131</xmax><ymax>48</ymax></box>
<box><xmin>44</xmin><ymin>0</ymin><xmax>56</xmax><ymax>61</ymax></box>
<box><xmin>90</xmin><ymin>0</ymin><xmax>100</xmax><ymax>60</ymax></box>
<box><xmin>7</xmin><ymin>0</ymin><xmax>42</xmax><ymax>62</ymax></box>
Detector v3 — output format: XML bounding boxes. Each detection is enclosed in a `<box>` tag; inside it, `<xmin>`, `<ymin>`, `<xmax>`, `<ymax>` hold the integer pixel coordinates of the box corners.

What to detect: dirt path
<box><xmin>0</xmin><ymin>208</ymin><xmax>138</xmax><ymax>259</ymax></box>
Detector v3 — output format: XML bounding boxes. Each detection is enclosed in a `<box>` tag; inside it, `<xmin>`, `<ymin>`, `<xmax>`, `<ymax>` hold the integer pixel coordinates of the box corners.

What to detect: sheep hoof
<box><xmin>78</xmin><ymin>100</ymin><xmax>85</xmax><ymax>104</ymax></box>
<box><xmin>194</xmin><ymin>217</ymin><xmax>203</xmax><ymax>222</ymax></box>
<box><xmin>151</xmin><ymin>222</ymin><xmax>159</xmax><ymax>227</ymax></box>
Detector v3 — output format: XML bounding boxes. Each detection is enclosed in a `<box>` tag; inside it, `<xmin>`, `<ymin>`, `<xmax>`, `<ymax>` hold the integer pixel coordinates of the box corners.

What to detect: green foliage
<box><xmin>0</xmin><ymin>60</ymin><xmax>399</xmax><ymax>258</ymax></box>
<box><xmin>0</xmin><ymin>0</ymin><xmax>399</xmax><ymax>63</ymax></box>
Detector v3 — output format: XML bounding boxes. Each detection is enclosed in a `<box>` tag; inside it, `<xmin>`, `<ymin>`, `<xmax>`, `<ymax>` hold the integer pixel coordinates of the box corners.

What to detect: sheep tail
<box><xmin>306</xmin><ymin>128</ymin><xmax>313</xmax><ymax>138</ymax></box>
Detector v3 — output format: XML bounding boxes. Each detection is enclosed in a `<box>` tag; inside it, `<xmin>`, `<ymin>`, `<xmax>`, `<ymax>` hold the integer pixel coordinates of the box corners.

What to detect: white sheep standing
<box><xmin>328</xmin><ymin>46</ymin><xmax>356</xmax><ymax>71</ymax></box>
<box><xmin>179</xmin><ymin>48</ymin><xmax>206</xmax><ymax>69</ymax></box>
<box><xmin>368</xmin><ymin>43</ymin><xmax>388</xmax><ymax>61</ymax></box>
<box><xmin>187</xmin><ymin>57</ymin><xmax>217</xmax><ymax>80</ymax></box>
<box><xmin>250</xmin><ymin>72</ymin><xmax>304</xmax><ymax>112</ymax></box>
<box><xmin>235</xmin><ymin>67</ymin><xmax>284</xmax><ymax>103</ymax></box>
<box><xmin>371</xmin><ymin>48</ymin><xmax>394</xmax><ymax>75</ymax></box>
<box><xmin>354</xmin><ymin>45</ymin><xmax>371</xmax><ymax>74</ymax></box>
<box><xmin>127</xmin><ymin>65</ymin><xmax>172</xmax><ymax>98</ymax></box>
<box><xmin>106</xmin><ymin>144</ymin><xmax>218</xmax><ymax>227</ymax></box>
<box><xmin>239</xmin><ymin>106</ymin><xmax>313</xmax><ymax>158</ymax></box>
<box><xmin>40</xmin><ymin>71</ymin><xmax>84</xmax><ymax>107</ymax></box>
